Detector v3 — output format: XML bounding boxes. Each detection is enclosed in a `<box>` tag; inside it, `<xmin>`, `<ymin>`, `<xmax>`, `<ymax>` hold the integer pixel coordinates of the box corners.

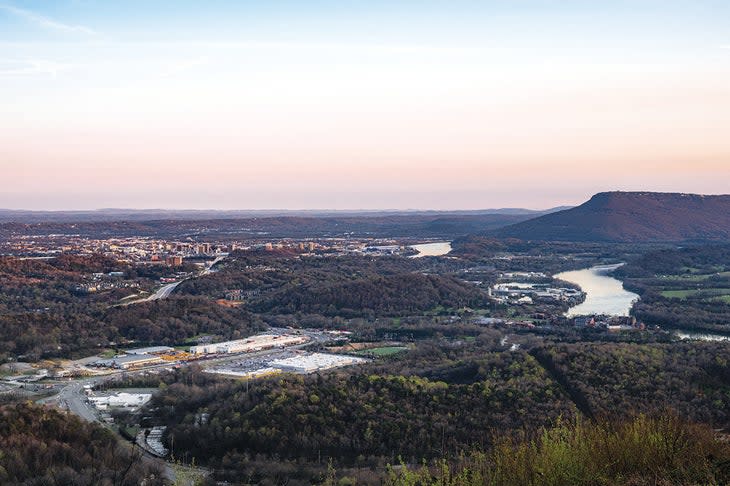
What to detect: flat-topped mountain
<box><xmin>493</xmin><ymin>191</ymin><xmax>730</xmax><ymax>242</ymax></box>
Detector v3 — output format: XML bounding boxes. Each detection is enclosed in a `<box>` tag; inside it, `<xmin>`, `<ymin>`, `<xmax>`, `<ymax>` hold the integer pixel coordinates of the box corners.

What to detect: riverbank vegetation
<box><xmin>615</xmin><ymin>244</ymin><xmax>730</xmax><ymax>334</ymax></box>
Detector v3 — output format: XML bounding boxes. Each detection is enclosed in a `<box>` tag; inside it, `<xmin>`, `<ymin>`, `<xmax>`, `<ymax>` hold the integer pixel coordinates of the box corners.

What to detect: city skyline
<box><xmin>2</xmin><ymin>1</ymin><xmax>729</xmax><ymax>210</ymax></box>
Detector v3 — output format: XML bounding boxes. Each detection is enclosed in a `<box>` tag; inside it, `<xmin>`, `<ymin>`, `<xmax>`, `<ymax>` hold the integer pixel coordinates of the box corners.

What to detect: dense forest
<box><xmin>178</xmin><ymin>253</ymin><xmax>487</xmax><ymax>318</ymax></box>
<box><xmin>0</xmin><ymin>402</ymin><xmax>162</xmax><ymax>485</ymax></box>
<box><xmin>178</xmin><ymin>252</ymin><xmax>420</xmax><ymax>297</ymax></box>
<box><xmin>102</xmin><ymin>298</ymin><xmax>265</xmax><ymax>345</ymax></box>
<box><xmin>251</xmin><ymin>273</ymin><xmax>486</xmax><ymax>317</ymax></box>
<box><xmin>616</xmin><ymin>245</ymin><xmax>730</xmax><ymax>278</ymax></box>
<box><xmin>532</xmin><ymin>341</ymin><xmax>730</xmax><ymax>425</ymax></box>
<box><xmin>0</xmin><ymin>256</ymin><xmax>110</xmax><ymax>313</ymax></box>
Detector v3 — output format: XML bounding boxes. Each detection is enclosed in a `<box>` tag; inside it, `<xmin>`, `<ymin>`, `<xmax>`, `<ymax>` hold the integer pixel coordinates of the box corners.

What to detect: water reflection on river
<box><xmin>555</xmin><ymin>264</ymin><xmax>639</xmax><ymax>317</ymax></box>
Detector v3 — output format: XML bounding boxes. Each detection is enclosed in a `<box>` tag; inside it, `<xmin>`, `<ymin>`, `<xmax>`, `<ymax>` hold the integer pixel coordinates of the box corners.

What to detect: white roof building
<box><xmin>270</xmin><ymin>353</ymin><xmax>367</xmax><ymax>373</ymax></box>
<box><xmin>124</xmin><ymin>346</ymin><xmax>174</xmax><ymax>355</ymax></box>
<box><xmin>189</xmin><ymin>334</ymin><xmax>308</xmax><ymax>354</ymax></box>
<box><xmin>89</xmin><ymin>392</ymin><xmax>151</xmax><ymax>409</ymax></box>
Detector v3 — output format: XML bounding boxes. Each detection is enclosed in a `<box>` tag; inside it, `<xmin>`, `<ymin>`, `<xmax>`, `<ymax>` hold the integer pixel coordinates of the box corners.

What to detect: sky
<box><xmin>1</xmin><ymin>1</ymin><xmax>729</xmax><ymax>210</ymax></box>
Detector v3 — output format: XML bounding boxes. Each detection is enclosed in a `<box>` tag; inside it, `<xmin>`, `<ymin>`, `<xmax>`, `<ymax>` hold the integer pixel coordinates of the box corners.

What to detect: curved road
<box><xmin>125</xmin><ymin>254</ymin><xmax>227</xmax><ymax>305</ymax></box>
<box><xmin>146</xmin><ymin>280</ymin><xmax>182</xmax><ymax>301</ymax></box>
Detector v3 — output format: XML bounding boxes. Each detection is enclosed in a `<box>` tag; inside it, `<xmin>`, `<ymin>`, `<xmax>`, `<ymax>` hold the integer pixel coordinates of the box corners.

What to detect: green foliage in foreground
<box><xmin>383</xmin><ymin>415</ymin><xmax>730</xmax><ymax>486</ymax></box>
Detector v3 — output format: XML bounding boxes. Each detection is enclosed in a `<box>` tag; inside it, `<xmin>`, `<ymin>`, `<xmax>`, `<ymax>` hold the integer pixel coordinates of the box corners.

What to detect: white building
<box><xmin>124</xmin><ymin>346</ymin><xmax>174</xmax><ymax>355</ymax></box>
<box><xmin>205</xmin><ymin>367</ymin><xmax>282</xmax><ymax>379</ymax></box>
<box><xmin>94</xmin><ymin>354</ymin><xmax>164</xmax><ymax>369</ymax></box>
<box><xmin>89</xmin><ymin>392</ymin><xmax>151</xmax><ymax>409</ymax></box>
<box><xmin>270</xmin><ymin>353</ymin><xmax>367</xmax><ymax>373</ymax></box>
<box><xmin>189</xmin><ymin>334</ymin><xmax>308</xmax><ymax>355</ymax></box>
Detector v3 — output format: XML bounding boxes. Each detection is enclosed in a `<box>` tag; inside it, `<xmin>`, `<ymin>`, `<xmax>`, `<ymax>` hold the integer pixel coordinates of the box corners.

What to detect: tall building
<box><xmin>166</xmin><ymin>256</ymin><xmax>183</xmax><ymax>266</ymax></box>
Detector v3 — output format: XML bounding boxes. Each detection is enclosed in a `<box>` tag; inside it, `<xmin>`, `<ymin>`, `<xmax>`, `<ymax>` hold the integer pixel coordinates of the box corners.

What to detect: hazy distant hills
<box><xmin>494</xmin><ymin>192</ymin><xmax>730</xmax><ymax>242</ymax></box>
<box><xmin>0</xmin><ymin>207</ymin><xmax>568</xmax><ymax>224</ymax></box>
<box><xmin>0</xmin><ymin>208</ymin><xmax>567</xmax><ymax>240</ymax></box>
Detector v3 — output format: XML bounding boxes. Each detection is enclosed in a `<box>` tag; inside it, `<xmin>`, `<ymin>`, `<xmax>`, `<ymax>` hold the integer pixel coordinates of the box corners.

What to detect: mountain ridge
<box><xmin>492</xmin><ymin>191</ymin><xmax>730</xmax><ymax>242</ymax></box>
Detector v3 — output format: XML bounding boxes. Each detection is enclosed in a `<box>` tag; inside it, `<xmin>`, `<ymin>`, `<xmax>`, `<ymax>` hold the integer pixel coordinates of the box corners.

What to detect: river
<box><xmin>555</xmin><ymin>264</ymin><xmax>639</xmax><ymax>317</ymax></box>
<box><xmin>409</xmin><ymin>241</ymin><xmax>452</xmax><ymax>258</ymax></box>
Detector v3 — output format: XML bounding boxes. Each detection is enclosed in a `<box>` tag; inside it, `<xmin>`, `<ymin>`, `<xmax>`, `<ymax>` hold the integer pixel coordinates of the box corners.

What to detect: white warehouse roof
<box><xmin>270</xmin><ymin>353</ymin><xmax>367</xmax><ymax>373</ymax></box>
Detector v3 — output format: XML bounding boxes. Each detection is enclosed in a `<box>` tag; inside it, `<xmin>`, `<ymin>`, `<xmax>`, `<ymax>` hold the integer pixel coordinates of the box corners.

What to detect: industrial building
<box><xmin>270</xmin><ymin>353</ymin><xmax>367</xmax><ymax>373</ymax></box>
<box><xmin>189</xmin><ymin>334</ymin><xmax>308</xmax><ymax>355</ymax></box>
<box><xmin>205</xmin><ymin>367</ymin><xmax>282</xmax><ymax>379</ymax></box>
<box><xmin>93</xmin><ymin>354</ymin><xmax>165</xmax><ymax>370</ymax></box>
<box><xmin>124</xmin><ymin>346</ymin><xmax>174</xmax><ymax>355</ymax></box>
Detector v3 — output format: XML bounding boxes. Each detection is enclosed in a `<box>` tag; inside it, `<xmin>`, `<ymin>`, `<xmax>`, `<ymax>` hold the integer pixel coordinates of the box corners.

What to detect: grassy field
<box><xmin>355</xmin><ymin>346</ymin><xmax>409</xmax><ymax>357</ymax></box>
<box><xmin>660</xmin><ymin>288</ymin><xmax>730</xmax><ymax>300</ymax></box>
<box><xmin>120</xmin><ymin>425</ymin><xmax>140</xmax><ymax>441</ymax></box>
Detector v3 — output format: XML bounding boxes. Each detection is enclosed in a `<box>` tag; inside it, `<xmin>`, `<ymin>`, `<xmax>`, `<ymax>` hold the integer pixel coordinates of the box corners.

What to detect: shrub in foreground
<box><xmin>385</xmin><ymin>414</ymin><xmax>730</xmax><ymax>486</ymax></box>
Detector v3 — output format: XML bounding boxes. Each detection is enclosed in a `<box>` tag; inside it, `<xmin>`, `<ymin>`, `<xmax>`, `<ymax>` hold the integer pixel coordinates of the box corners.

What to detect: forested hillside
<box><xmin>251</xmin><ymin>273</ymin><xmax>486</xmax><ymax>317</ymax></box>
<box><xmin>532</xmin><ymin>342</ymin><xmax>730</xmax><ymax>425</ymax></box>
<box><xmin>0</xmin><ymin>403</ymin><xmax>162</xmax><ymax>485</ymax></box>
<box><xmin>179</xmin><ymin>253</ymin><xmax>487</xmax><ymax>318</ymax></box>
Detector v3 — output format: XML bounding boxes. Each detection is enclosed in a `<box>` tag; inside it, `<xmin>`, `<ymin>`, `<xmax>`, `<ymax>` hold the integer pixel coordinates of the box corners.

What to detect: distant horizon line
<box><xmin>0</xmin><ymin>206</ymin><xmax>569</xmax><ymax>213</ymax></box>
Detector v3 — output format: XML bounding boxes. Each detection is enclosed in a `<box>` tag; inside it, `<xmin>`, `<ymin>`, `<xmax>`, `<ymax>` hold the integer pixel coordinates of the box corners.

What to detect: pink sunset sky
<box><xmin>1</xmin><ymin>1</ymin><xmax>729</xmax><ymax>210</ymax></box>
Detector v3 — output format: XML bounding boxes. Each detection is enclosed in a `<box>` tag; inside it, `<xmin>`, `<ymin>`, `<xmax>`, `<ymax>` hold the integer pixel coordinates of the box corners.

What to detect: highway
<box><xmin>145</xmin><ymin>280</ymin><xmax>182</xmax><ymax>301</ymax></box>
<box><xmin>205</xmin><ymin>255</ymin><xmax>226</xmax><ymax>273</ymax></box>
<box><xmin>127</xmin><ymin>253</ymin><xmax>227</xmax><ymax>305</ymax></box>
